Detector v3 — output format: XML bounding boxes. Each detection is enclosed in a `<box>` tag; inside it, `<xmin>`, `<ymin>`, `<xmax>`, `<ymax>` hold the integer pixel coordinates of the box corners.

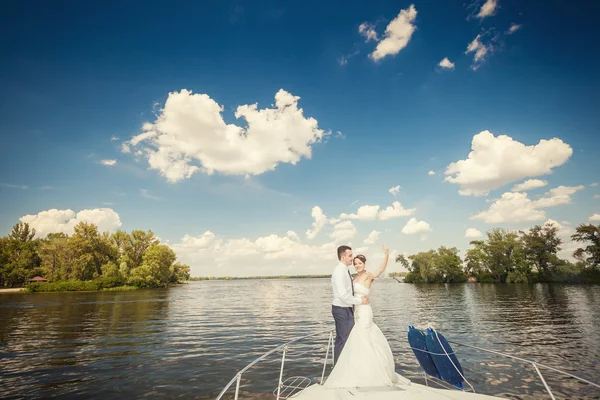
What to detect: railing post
<box><xmin>276</xmin><ymin>345</ymin><xmax>288</xmax><ymax>400</ymax></box>
<box><xmin>234</xmin><ymin>373</ymin><xmax>242</xmax><ymax>400</ymax></box>
<box><xmin>320</xmin><ymin>331</ymin><xmax>333</xmax><ymax>384</ymax></box>
<box><xmin>532</xmin><ymin>362</ymin><xmax>556</xmax><ymax>400</ymax></box>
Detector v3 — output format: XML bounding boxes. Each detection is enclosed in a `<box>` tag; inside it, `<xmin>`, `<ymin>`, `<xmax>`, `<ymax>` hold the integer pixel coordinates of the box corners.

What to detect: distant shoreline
<box><xmin>188</xmin><ymin>273</ymin><xmax>407</xmax><ymax>281</ymax></box>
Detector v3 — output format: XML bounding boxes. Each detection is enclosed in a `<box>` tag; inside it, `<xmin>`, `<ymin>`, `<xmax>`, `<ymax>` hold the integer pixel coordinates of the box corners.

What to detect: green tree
<box><xmin>125</xmin><ymin>230</ymin><xmax>159</xmax><ymax>270</ymax></box>
<box><xmin>0</xmin><ymin>223</ymin><xmax>42</xmax><ymax>287</ymax></box>
<box><xmin>571</xmin><ymin>224</ymin><xmax>600</xmax><ymax>268</ymax></box>
<box><xmin>436</xmin><ymin>246</ymin><xmax>467</xmax><ymax>283</ymax></box>
<box><xmin>69</xmin><ymin>222</ymin><xmax>115</xmax><ymax>279</ymax></box>
<box><xmin>520</xmin><ymin>223</ymin><xmax>562</xmax><ymax>279</ymax></box>
<box><xmin>39</xmin><ymin>232</ymin><xmax>70</xmax><ymax>281</ymax></box>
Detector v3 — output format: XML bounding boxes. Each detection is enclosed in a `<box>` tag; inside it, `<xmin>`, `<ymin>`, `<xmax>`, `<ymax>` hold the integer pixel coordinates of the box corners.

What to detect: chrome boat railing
<box><xmin>216</xmin><ymin>328</ymin><xmax>600</xmax><ymax>400</ymax></box>
<box><xmin>215</xmin><ymin>329</ymin><xmax>334</xmax><ymax>400</ymax></box>
<box><xmin>443</xmin><ymin>339</ymin><xmax>600</xmax><ymax>400</ymax></box>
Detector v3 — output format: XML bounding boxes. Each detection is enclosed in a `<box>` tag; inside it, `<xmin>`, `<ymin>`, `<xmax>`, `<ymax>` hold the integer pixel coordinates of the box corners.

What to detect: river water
<box><xmin>1</xmin><ymin>279</ymin><xmax>599</xmax><ymax>399</ymax></box>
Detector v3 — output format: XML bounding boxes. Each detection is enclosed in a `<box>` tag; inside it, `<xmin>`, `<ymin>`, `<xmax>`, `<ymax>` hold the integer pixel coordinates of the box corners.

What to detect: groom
<box><xmin>331</xmin><ymin>245</ymin><xmax>369</xmax><ymax>365</ymax></box>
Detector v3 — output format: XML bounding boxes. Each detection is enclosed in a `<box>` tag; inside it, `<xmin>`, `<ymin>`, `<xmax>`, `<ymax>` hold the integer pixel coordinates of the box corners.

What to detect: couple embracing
<box><xmin>324</xmin><ymin>244</ymin><xmax>397</xmax><ymax>388</ymax></box>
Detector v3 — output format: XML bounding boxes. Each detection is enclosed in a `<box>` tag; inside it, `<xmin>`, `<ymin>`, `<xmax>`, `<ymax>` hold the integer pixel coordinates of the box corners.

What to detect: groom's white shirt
<box><xmin>332</xmin><ymin>261</ymin><xmax>362</xmax><ymax>307</ymax></box>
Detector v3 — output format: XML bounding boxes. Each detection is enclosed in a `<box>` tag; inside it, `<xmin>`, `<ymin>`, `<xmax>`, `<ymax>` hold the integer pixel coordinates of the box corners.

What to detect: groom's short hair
<box><xmin>337</xmin><ymin>245</ymin><xmax>351</xmax><ymax>260</ymax></box>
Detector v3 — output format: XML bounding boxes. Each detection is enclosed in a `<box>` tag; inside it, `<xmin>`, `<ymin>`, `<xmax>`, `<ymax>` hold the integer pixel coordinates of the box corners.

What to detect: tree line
<box><xmin>0</xmin><ymin>222</ymin><xmax>191</xmax><ymax>290</ymax></box>
<box><xmin>396</xmin><ymin>223</ymin><xmax>600</xmax><ymax>284</ymax></box>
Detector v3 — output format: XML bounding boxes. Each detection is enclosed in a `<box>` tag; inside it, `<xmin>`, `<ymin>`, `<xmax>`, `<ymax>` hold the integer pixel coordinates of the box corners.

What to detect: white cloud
<box><xmin>19</xmin><ymin>208</ymin><xmax>122</xmax><ymax>238</ymax></box>
<box><xmin>590</xmin><ymin>183</ymin><xmax>599</xmax><ymax>187</ymax></box>
<box><xmin>378</xmin><ymin>201</ymin><xmax>416</xmax><ymax>220</ymax></box>
<box><xmin>330</xmin><ymin>220</ymin><xmax>356</xmax><ymax>242</ymax></box>
<box><xmin>100</xmin><ymin>159</ymin><xmax>117</xmax><ymax>166</ymax></box>
<box><xmin>369</xmin><ymin>4</ymin><xmax>417</xmax><ymax>61</ymax></box>
<box><xmin>171</xmin><ymin>231</ymin><xmax>340</xmax><ymax>276</ymax></box>
<box><xmin>340</xmin><ymin>204</ymin><xmax>380</xmax><ymax>221</ymax></box>
<box><xmin>465</xmin><ymin>34</ymin><xmax>493</xmax><ymax>70</ymax></box>
<box><xmin>472</xmin><ymin>185</ymin><xmax>584</xmax><ymax>224</ymax></box>
<box><xmin>364</xmin><ymin>230</ymin><xmax>381</xmax><ymax>245</ymax></box>
<box><xmin>444</xmin><ymin>130</ymin><xmax>573</xmax><ymax>196</ymax></box>
<box><xmin>359</xmin><ymin>22</ymin><xmax>378</xmax><ymax>42</ymax></box>
<box><xmin>306</xmin><ymin>206</ymin><xmax>328</xmax><ymax>240</ymax></box>
<box><xmin>590</xmin><ymin>214</ymin><xmax>600</xmax><ymax>222</ymax></box>
<box><xmin>123</xmin><ymin>89</ymin><xmax>327</xmax><ymax>183</ymax></box>
<box><xmin>476</xmin><ymin>0</ymin><xmax>498</xmax><ymax>19</ymax></box>
<box><xmin>506</xmin><ymin>23</ymin><xmax>521</xmax><ymax>35</ymax></box>
<box><xmin>511</xmin><ymin>179</ymin><xmax>548</xmax><ymax>192</ymax></box>
<box><xmin>428</xmin><ymin>170</ymin><xmax>436</xmax><ymax>176</ymax></box>
<box><xmin>140</xmin><ymin>189</ymin><xmax>162</xmax><ymax>201</ymax></box>
<box><xmin>534</xmin><ymin>185</ymin><xmax>585</xmax><ymax>208</ymax></box>
<box><xmin>389</xmin><ymin>185</ymin><xmax>401</xmax><ymax>197</ymax></box>
<box><xmin>594</xmin><ymin>194</ymin><xmax>600</xmax><ymax>200</ymax></box>
<box><xmin>0</xmin><ymin>183</ymin><xmax>28</xmax><ymax>190</ymax></box>
<box><xmin>472</xmin><ymin>192</ymin><xmax>545</xmax><ymax>224</ymax></box>
<box><xmin>465</xmin><ymin>228</ymin><xmax>483</xmax><ymax>238</ymax></box>
<box><xmin>111</xmin><ymin>136</ymin><xmax>120</xmax><ymax>141</ymax></box>
<box><xmin>402</xmin><ymin>218</ymin><xmax>431</xmax><ymax>235</ymax></box>
<box><xmin>438</xmin><ymin>58</ymin><xmax>455</xmax><ymax>69</ymax></box>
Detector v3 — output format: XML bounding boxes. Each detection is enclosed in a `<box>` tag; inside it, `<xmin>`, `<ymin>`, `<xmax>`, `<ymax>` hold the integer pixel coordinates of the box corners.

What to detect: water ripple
<box><xmin>0</xmin><ymin>280</ymin><xmax>599</xmax><ymax>399</ymax></box>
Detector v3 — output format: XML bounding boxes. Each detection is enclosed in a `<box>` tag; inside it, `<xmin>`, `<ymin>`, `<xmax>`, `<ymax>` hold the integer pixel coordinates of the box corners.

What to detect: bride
<box><xmin>324</xmin><ymin>245</ymin><xmax>397</xmax><ymax>388</ymax></box>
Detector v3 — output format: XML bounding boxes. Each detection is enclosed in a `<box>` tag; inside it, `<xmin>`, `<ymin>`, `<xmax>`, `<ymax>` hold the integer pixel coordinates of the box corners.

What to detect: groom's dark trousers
<box><xmin>332</xmin><ymin>305</ymin><xmax>354</xmax><ymax>365</ymax></box>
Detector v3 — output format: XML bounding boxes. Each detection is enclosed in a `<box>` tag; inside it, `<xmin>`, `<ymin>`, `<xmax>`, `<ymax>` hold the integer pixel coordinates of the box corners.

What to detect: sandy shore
<box><xmin>0</xmin><ymin>288</ymin><xmax>24</xmax><ymax>294</ymax></box>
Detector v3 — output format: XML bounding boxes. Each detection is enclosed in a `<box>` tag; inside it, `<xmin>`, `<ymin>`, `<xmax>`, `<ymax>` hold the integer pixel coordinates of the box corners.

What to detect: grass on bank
<box><xmin>24</xmin><ymin>280</ymin><xmax>141</xmax><ymax>293</ymax></box>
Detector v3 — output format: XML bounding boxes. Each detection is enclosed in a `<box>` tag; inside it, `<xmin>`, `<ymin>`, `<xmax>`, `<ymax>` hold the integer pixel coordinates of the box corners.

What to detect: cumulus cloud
<box><xmin>19</xmin><ymin>208</ymin><xmax>122</xmax><ymax>238</ymax></box>
<box><xmin>444</xmin><ymin>130</ymin><xmax>573</xmax><ymax>196</ymax></box>
<box><xmin>511</xmin><ymin>179</ymin><xmax>548</xmax><ymax>192</ymax></box>
<box><xmin>364</xmin><ymin>230</ymin><xmax>381</xmax><ymax>245</ymax></box>
<box><xmin>330</xmin><ymin>220</ymin><xmax>357</xmax><ymax>242</ymax></box>
<box><xmin>340</xmin><ymin>204</ymin><xmax>380</xmax><ymax>221</ymax></box>
<box><xmin>369</xmin><ymin>4</ymin><xmax>417</xmax><ymax>61</ymax></box>
<box><xmin>472</xmin><ymin>192</ymin><xmax>545</xmax><ymax>224</ymax></box>
<box><xmin>378</xmin><ymin>201</ymin><xmax>416</xmax><ymax>220</ymax></box>
<box><xmin>402</xmin><ymin>218</ymin><xmax>431</xmax><ymax>235</ymax></box>
<box><xmin>389</xmin><ymin>185</ymin><xmax>401</xmax><ymax>197</ymax></box>
<box><xmin>506</xmin><ymin>23</ymin><xmax>521</xmax><ymax>35</ymax></box>
<box><xmin>359</xmin><ymin>22</ymin><xmax>378</xmax><ymax>42</ymax></box>
<box><xmin>465</xmin><ymin>228</ymin><xmax>483</xmax><ymax>238</ymax></box>
<box><xmin>438</xmin><ymin>58</ymin><xmax>455</xmax><ymax>69</ymax></box>
<box><xmin>306</xmin><ymin>206</ymin><xmax>328</xmax><ymax>240</ymax></box>
<box><xmin>590</xmin><ymin>214</ymin><xmax>600</xmax><ymax>222</ymax></box>
<box><xmin>123</xmin><ymin>89</ymin><xmax>327</xmax><ymax>183</ymax></box>
<box><xmin>534</xmin><ymin>185</ymin><xmax>585</xmax><ymax>208</ymax></box>
<box><xmin>472</xmin><ymin>185</ymin><xmax>584</xmax><ymax>224</ymax></box>
<box><xmin>428</xmin><ymin>170</ymin><xmax>436</xmax><ymax>176</ymax></box>
<box><xmin>100</xmin><ymin>159</ymin><xmax>117</xmax><ymax>166</ymax></box>
<box><xmin>476</xmin><ymin>0</ymin><xmax>498</xmax><ymax>19</ymax></box>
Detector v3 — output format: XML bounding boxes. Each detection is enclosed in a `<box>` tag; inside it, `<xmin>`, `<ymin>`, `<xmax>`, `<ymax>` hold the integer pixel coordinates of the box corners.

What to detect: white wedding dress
<box><xmin>323</xmin><ymin>281</ymin><xmax>397</xmax><ymax>388</ymax></box>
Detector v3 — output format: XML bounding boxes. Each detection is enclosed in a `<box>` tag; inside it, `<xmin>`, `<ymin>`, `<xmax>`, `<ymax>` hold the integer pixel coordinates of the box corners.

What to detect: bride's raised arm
<box><xmin>370</xmin><ymin>244</ymin><xmax>390</xmax><ymax>279</ymax></box>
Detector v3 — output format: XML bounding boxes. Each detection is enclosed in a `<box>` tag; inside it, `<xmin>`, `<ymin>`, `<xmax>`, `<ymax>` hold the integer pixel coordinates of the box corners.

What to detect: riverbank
<box><xmin>188</xmin><ymin>272</ymin><xmax>407</xmax><ymax>281</ymax></box>
<box><xmin>0</xmin><ymin>288</ymin><xmax>24</xmax><ymax>294</ymax></box>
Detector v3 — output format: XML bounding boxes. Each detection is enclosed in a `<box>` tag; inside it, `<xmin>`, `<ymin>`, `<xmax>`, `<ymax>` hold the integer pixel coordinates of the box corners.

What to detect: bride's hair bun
<box><xmin>354</xmin><ymin>254</ymin><xmax>367</xmax><ymax>264</ymax></box>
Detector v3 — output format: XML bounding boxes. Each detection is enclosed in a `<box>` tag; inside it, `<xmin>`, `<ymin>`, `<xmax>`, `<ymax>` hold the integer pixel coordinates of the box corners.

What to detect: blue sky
<box><xmin>1</xmin><ymin>0</ymin><xmax>599</xmax><ymax>276</ymax></box>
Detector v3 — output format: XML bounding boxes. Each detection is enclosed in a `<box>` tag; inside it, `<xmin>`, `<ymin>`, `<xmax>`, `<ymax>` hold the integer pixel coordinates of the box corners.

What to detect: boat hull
<box><xmin>290</xmin><ymin>373</ymin><xmax>503</xmax><ymax>399</ymax></box>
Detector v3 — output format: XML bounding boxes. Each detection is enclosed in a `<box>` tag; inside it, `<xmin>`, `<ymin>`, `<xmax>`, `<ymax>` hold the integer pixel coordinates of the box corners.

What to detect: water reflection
<box><xmin>0</xmin><ymin>281</ymin><xmax>599</xmax><ymax>399</ymax></box>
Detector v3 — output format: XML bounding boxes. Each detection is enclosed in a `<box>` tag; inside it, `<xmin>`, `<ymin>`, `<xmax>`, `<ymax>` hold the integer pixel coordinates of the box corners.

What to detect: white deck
<box><xmin>291</xmin><ymin>373</ymin><xmax>503</xmax><ymax>399</ymax></box>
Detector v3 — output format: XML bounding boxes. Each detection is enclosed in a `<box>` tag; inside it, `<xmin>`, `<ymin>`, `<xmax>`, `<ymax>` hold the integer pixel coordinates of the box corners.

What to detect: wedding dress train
<box><xmin>324</xmin><ymin>281</ymin><xmax>397</xmax><ymax>388</ymax></box>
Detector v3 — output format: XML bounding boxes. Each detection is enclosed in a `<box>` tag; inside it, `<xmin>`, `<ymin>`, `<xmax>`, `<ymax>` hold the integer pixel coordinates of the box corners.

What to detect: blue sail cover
<box><xmin>425</xmin><ymin>328</ymin><xmax>465</xmax><ymax>389</ymax></box>
<box><xmin>407</xmin><ymin>325</ymin><xmax>440</xmax><ymax>379</ymax></box>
